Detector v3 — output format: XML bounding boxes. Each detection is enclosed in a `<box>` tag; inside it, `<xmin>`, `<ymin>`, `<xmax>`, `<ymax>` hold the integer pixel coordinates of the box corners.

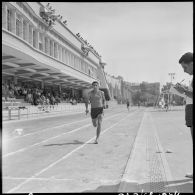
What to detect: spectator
<box><xmin>176</xmin><ymin>52</ymin><xmax>193</xmax><ymax>179</ymax></box>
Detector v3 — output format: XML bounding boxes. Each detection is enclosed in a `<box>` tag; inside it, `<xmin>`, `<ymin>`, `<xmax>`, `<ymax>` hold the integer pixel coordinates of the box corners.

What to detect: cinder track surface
<box><xmin>2</xmin><ymin>106</ymin><xmax>193</xmax><ymax>193</ymax></box>
<box><xmin>3</xmin><ymin>106</ymin><xmax>144</xmax><ymax>193</ymax></box>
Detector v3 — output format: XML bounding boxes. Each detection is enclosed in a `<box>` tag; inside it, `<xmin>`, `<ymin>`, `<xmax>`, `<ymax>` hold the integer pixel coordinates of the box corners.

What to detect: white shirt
<box><xmin>186</xmin><ymin>79</ymin><xmax>193</xmax><ymax>105</ymax></box>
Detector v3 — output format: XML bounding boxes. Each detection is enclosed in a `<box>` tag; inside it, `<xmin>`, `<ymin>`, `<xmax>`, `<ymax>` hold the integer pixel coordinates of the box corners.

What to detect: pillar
<box><xmin>41</xmin><ymin>81</ymin><xmax>44</xmax><ymax>89</ymax></box>
<box><xmin>2</xmin><ymin>3</ymin><xmax>7</xmax><ymax>29</ymax></box>
<box><xmin>14</xmin><ymin>76</ymin><xmax>18</xmax><ymax>85</ymax></box>
<box><xmin>11</xmin><ymin>9</ymin><xmax>16</xmax><ymax>34</ymax></box>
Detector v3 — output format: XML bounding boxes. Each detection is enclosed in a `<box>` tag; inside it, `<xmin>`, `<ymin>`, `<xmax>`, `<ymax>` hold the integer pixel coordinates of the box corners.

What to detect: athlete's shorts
<box><xmin>91</xmin><ymin>107</ymin><xmax>103</xmax><ymax>119</ymax></box>
<box><xmin>185</xmin><ymin>104</ymin><xmax>193</xmax><ymax>127</ymax></box>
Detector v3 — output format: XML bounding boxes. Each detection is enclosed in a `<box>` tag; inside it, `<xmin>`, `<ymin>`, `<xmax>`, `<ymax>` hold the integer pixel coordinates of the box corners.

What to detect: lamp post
<box><xmin>168</xmin><ymin>73</ymin><xmax>175</xmax><ymax>84</ymax></box>
<box><xmin>168</xmin><ymin>73</ymin><xmax>175</xmax><ymax>108</ymax></box>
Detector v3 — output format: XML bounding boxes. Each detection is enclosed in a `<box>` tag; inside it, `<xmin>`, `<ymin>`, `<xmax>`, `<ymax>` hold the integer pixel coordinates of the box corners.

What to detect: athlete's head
<box><xmin>92</xmin><ymin>81</ymin><xmax>99</xmax><ymax>90</ymax></box>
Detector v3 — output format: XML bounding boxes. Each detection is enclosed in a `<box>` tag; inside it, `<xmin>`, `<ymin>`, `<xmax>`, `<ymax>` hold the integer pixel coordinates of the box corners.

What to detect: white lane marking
<box><xmin>3</xmin><ymin>176</ymin><xmax>74</xmax><ymax>181</ymax></box>
<box><xmin>4</xmin><ymin>110</ymin><xmax>124</xmax><ymax>141</ymax></box>
<box><xmin>7</xmin><ymin>112</ymin><xmax>134</xmax><ymax>193</ymax></box>
<box><xmin>3</xmin><ymin>112</ymin><xmax>124</xmax><ymax>158</ymax></box>
<box><xmin>5</xmin><ymin>118</ymin><xmax>90</xmax><ymax>141</ymax></box>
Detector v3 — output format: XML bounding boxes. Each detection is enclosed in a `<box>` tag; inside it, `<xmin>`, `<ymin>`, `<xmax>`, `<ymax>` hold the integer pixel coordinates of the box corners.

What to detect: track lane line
<box><xmin>7</xmin><ymin>111</ymin><xmax>136</xmax><ymax>193</ymax></box>
<box><xmin>4</xmin><ymin>110</ymin><xmax>125</xmax><ymax>141</ymax></box>
<box><xmin>3</xmin><ymin>112</ymin><xmax>126</xmax><ymax>158</ymax></box>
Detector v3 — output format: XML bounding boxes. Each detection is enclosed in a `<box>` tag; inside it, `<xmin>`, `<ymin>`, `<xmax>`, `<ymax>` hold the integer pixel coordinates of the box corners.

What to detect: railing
<box><xmin>2</xmin><ymin>102</ymin><xmax>90</xmax><ymax>121</ymax></box>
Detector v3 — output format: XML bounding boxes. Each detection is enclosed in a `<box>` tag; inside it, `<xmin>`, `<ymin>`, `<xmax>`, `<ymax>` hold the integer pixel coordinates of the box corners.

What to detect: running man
<box><xmin>126</xmin><ymin>99</ymin><xmax>130</xmax><ymax>112</ymax></box>
<box><xmin>85</xmin><ymin>81</ymin><xmax>106</xmax><ymax>144</ymax></box>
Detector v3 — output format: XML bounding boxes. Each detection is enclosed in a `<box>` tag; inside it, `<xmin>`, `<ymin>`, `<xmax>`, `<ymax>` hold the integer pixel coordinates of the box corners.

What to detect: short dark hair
<box><xmin>92</xmin><ymin>81</ymin><xmax>99</xmax><ymax>85</ymax></box>
<box><xmin>179</xmin><ymin>52</ymin><xmax>193</xmax><ymax>64</ymax></box>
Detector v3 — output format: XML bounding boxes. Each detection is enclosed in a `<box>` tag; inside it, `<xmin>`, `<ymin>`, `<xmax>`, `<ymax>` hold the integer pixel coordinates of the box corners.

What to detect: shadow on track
<box><xmin>43</xmin><ymin>139</ymin><xmax>95</xmax><ymax>146</ymax></box>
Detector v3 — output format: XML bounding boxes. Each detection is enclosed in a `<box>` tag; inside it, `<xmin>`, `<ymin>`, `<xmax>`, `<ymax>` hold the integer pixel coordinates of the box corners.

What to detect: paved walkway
<box><xmin>118</xmin><ymin>107</ymin><xmax>193</xmax><ymax>193</ymax></box>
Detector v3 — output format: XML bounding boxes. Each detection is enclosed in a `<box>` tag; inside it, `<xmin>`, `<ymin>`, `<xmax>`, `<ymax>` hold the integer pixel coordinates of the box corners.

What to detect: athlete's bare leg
<box><xmin>94</xmin><ymin>114</ymin><xmax>103</xmax><ymax>144</ymax></box>
<box><xmin>92</xmin><ymin>118</ymin><xmax>97</xmax><ymax>127</ymax></box>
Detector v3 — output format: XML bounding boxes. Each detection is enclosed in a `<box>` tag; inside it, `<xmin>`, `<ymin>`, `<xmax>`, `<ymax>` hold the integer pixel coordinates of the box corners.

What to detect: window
<box><xmin>78</xmin><ymin>59</ymin><xmax>81</xmax><ymax>71</ymax></box>
<box><xmin>54</xmin><ymin>42</ymin><xmax>57</xmax><ymax>58</ymax></box>
<box><xmin>71</xmin><ymin>54</ymin><xmax>74</xmax><ymax>67</ymax></box>
<box><xmin>28</xmin><ymin>25</ymin><xmax>32</xmax><ymax>44</ymax></box>
<box><xmin>64</xmin><ymin>49</ymin><xmax>68</xmax><ymax>64</ymax></box>
<box><xmin>38</xmin><ymin>32</ymin><xmax>43</xmax><ymax>51</ymax></box>
<box><xmin>23</xmin><ymin>20</ymin><xmax>27</xmax><ymax>41</ymax></box>
<box><xmin>85</xmin><ymin>63</ymin><xmax>88</xmax><ymax>73</ymax></box>
<box><xmin>62</xmin><ymin>48</ymin><xmax>65</xmax><ymax>62</ymax></box>
<box><xmin>58</xmin><ymin>46</ymin><xmax>61</xmax><ymax>61</ymax></box>
<box><xmin>33</xmin><ymin>29</ymin><xmax>37</xmax><ymax>48</ymax></box>
<box><xmin>45</xmin><ymin>37</ymin><xmax>49</xmax><ymax>54</ymax></box>
<box><xmin>67</xmin><ymin>52</ymin><xmax>70</xmax><ymax>66</ymax></box>
<box><xmin>7</xmin><ymin>9</ymin><xmax>12</xmax><ymax>32</ymax></box>
<box><xmin>81</xmin><ymin>61</ymin><xmax>85</xmax><ymax>72</ymax></box>
<box><xmin>69</xmin><ymin>53</ymin><xmax>72</xmax><ymax>66</ymax></box>
<box><xmin>50</xmin><ymin>40</ymin><xmax>53</xmax><ymax>56</ymax></box>
<box><xmin>16</xmin><ymin>14</ymin><xmax>22</xmax><ymax>37</ymax></box>
<box><xmin>74</xmin><ymin>56</ymin><xmax>77</xmax><ymax>68</ymax></box>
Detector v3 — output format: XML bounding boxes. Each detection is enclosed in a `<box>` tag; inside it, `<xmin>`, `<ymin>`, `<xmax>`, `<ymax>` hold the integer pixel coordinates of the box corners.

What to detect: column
<box><xmin>33</xmin><ymin>29</ymin><xmax>38</xmax><ymax>48</ymax></box>
<box><xmin>52</xmin><ymin>41</ymin><xmax>54</xmax><ymax>57</ymax></box>
<box><xmin>55</xmin><ymin>43</ymin><xmax>58</xmax><ymax>59</ymax></box>
<box><xmin>41</xmin><ymin>81</ymin><xmax>44</xmax><ymax>89</ymax></box>
<box><xmin>20</xmin><ymin>17</ymin><xmax>23</xmax><ymax>38</ymax></box>
<box><xmin>26</xmin><ymin>22</ymin><xmax>29</xmax><ymax>42</ymax></box>
<box><xmin>11</xmin><ymin>9</ymin><xmax>16</xmax><ymax>34</ymax></box>
<box><xmin>2</xmin><ymin>3</ymin><xmax>7</xmax><ymax>29</ymax></box>
<box><xmin>42</xmin><ymin>34</ymin><xmax>45</xmax><ymax>52</ymax></box>
<box><xmin>59</xmin><ymin>85</ymin><xmax>61</xmax><ymax>93</ymax></box>
<box><xmin>14</xmin><ymin>76</ymin><xmax>18</xmax><ymax>85</ymax></box>
<box><xmin>28</xmin><ymin>24</ymin><xmax>32</xmax><ymax>44</ymax></box>
<box><xmin>47</xmin><ymin>37</ymin><xmax>50</xmax><ymax>55</ymax></box>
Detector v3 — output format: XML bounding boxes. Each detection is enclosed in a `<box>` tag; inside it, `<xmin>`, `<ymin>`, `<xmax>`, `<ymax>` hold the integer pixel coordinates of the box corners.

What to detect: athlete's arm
<box><xmin>101</xmin><ymin>91</ymin><xmax>106</xmax><ymax>109</ymax></box>
<box><xmin>84</xmin><ymin>92</ymin><xmax>90</xmax><ymax>114</ymax></box>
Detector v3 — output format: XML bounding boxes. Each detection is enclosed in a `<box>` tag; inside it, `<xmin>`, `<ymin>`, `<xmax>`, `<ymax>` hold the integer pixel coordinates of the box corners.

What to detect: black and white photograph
<box><xmin>2</xmin><ymin>2</ymin><xmax>193</xmax><ymax>193</ymax></box>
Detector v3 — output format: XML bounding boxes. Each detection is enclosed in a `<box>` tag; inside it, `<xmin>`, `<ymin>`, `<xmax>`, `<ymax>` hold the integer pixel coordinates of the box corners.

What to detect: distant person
<box><xmin>85</xmin><ymin>81</ymin><xmax>106</xmax><ymax>144</ymax></box>
<box><xmin>126</xmin><ymin>100</ymin><xmax>130</xmax><ymax>112</ymax></box>
<box><xmin>138</xmin><ymin>101</ymin><xmax>140</xmax><ymax>108</ymax></box>
<box><xmin>176</xmin><ymin>52</ymin><xmax>193</xmax><ymax>179</ymax></box>
<box><xmin>164</xmin><ymin>99</ymin><xmax>169</xmax><ymax>112</ymax></box>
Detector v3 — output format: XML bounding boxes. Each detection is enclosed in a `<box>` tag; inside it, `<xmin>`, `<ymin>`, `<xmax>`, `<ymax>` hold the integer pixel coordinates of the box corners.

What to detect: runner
<box><xmin>85</xmin><ymin>81</ymin><xmax>106</xmax><ymax>144</ymax></box>
<box><xmin>126</xmin><ymin>99</ymin><xmax>130</xmax><ymax>112</ymax></box>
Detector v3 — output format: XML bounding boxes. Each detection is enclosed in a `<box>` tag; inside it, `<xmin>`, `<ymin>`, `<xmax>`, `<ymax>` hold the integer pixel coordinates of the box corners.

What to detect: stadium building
<box><xmin>2</xmin><ymin>2</ymin><xmax>110</xmax><ymax>102</ymax></box>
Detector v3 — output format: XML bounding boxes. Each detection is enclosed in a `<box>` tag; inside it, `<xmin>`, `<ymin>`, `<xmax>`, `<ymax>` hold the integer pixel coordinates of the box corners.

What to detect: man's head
<box><xmin>179</xmin><ymin>52</ymin><xmax>193</xmax><ymax>75</ymax></box>
<box><xmin>92</xmin><ymin>81</ymin><xmax>99</xmax><ymax>90</ymax></box>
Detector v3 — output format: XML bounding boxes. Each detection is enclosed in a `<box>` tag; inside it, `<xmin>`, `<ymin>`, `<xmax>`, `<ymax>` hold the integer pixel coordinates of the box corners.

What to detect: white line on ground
<box><xmin>3</xmin><ymin>112</ymin><xmax>125</xmax><ymax>158</ymax></box>
<box><xmin>3</xmin><ymin>176</ymin><xmax>74</xmax><ymax>181</ymax></box>
<box><xmin>4</xmin><ymin>110</ymin><xmax>125</xmax><ymax>141</ymax></box>
<box><xmin>7</xmin><ymin>112</ymin><xmax>135</xmax><ymax>193</ymax></box>
<box><xmin>5</xmin><ymin>118</ymin><xmax>90</xmax><ymax>141</ymax></box>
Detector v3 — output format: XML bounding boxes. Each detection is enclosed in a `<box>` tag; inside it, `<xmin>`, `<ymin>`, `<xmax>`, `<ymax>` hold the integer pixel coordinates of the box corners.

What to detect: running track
<box><xmin>2</xmin><ymin>106</ymin><xmax>145</xmax><ymax>193</ymax></box>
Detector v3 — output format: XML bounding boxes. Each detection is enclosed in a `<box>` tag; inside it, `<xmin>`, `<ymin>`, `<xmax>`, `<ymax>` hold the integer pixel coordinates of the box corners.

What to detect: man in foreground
<box><xmin>176</xmin><ymin>52</ymin><xmax>193</xmax><ymax>178</ymax></box>
<box><xmin>85</xmin><ymin>81</ymin><xmax>106</xmax><ymax>144</ymax></box>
